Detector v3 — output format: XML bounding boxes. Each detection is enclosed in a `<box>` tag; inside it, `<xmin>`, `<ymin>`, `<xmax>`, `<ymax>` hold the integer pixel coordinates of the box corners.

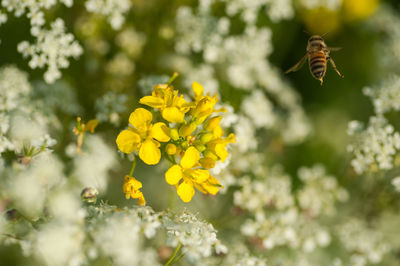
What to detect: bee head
<box><xmin>308</xmin><ymin>35</ymin><xmax>323</xmax><ymax>43</ymax></box>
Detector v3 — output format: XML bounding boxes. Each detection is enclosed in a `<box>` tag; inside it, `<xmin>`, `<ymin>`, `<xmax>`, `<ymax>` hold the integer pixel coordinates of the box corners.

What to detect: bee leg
<box><xmin>327</xmin><ymin>56</ymin><xmax>344</xmax><ymax>78</ymax></box>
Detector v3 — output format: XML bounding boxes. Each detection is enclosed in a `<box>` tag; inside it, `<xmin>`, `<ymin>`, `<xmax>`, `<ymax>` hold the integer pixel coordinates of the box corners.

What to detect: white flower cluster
<box><xmin>297</xmin><ymin>165</ymin><xmax>349</xmax><ymax>217</ymax></box>
<box><xmin>70</xmin><ymin>135</ymin><xmax>117</xmax><ymax>192</ymax></box>
<box><xmin>222</xmin><ymin>0</ymin><xmax>294</xmax><ymax>24</ymax></box>
<box><xmin>18</xmin><ymin>19</ymin><xmax>83</xmax><ymax>83</ymax></box>
<box><xmin>173</xmin><ymin>5</ymin><xmax>311</xmax><ymax>148</ymax></box>
<box><xmin>347</xmin><ymin>115</ymin><xmax>400</xmax><ymax>174</ymax></box>
<box><xmin>235</xmin><ymin>165</ymin><xmax>347</xmax><ymax>254</ymax></box>
<box><xmin>163</xmin><ymin>210</ymin><xmax>227</xmax><ymax>262</ymax></box>
<box><xmin>106</xmin><ymin>53</ymin><xmax>135</xmax><ymax>76</ymax></box>
<box><xmin>298</xmin><ymin>0</ymin><xmax>342</xmax><ymax>10</ymax></box>
<box><xmin>95</xmin><ymin>91</ymin><xmax>127</xmax><ymax>126</ymax></box>
<box><xmin>234</xmin><ymin>166</ymin><xmax>294</xmax><ymax>216</ymax></box>
<box><xmin>87</xmin><ymin>205</ymin><xmax>161</xmax><ymax>266</ymax></box>
<box><xmin>363</xmin><ymin>75</ymin><xmax>400</xmax><ymax>114</ymax></box>
<box><xmin>368</xmin><ymin>5</ymin><xmax>400</xmax><ymax>71</ymax></box>
<box><xmin>391</xmin><ymin>176</ymin><xmax>400</xmax><ymax>192</ymax></box>
<box><xmin>0</xmin><ymin>66</ymin><xmax>30</xmax><ymax>112</ymax></box>
<box><xmin>85</xmin><ymin>0</ymin><xmax>132</xmax><ymax>30</ymax></box>
<box><xmin>241</xmin><ymin>90</ymin><xmax>276</xmax><ymax>129</ymax></box>
<box><xmin>33</xmin><ymin>80</ymin><xmax>82</xmax><ymax>115</ymax></box>
<box><xmin>0</xmin><ymin>66</ymin><xmax>56</xmax><ymax>155</ymax></box>
<box><xmin>337</xmin><ymin>219</ymin><xmax>390</xmax><ymax>266</ymax></box>
<box><xmin>116</xmin><ymin>27</ymin><xmax>147</xmax><ymax>58</ymax></box>
<box><xmin>1</xmin><ymin>0</ymin><xmax>73</xmax><ymax>28</ymax></box>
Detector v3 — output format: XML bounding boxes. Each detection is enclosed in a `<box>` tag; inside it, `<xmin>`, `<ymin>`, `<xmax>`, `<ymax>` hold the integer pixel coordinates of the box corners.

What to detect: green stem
<box><xmin>165</xmin><ymin>243</ymin><xmax>182</xmax><ymax>266</ymax></box>
<box><xmin>171</xmin><ymin>252</ymin><xmax>185</xmax><ymax>265</ymax></box>
<box><xmin>167</xmin><ymin>72</ymin><xmax>179</xmax><ymax>85</ymax></box>
<box><xmin>129</xmin><ymin>156</ymin><xmax>137</xmax><ymax>176</ymax></box>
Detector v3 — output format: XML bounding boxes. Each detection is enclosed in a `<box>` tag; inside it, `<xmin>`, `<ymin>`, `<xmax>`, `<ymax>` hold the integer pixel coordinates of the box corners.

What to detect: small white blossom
<box><xmin>85</xmin><ymin>0</ymin><xmax>132</xmax><ymax>30</ymax></box>
<box><xmin>71</xmin><ymin>135</ymin><xmax>117</xmax><ymax>192</ymax></box>
<box><xmin>242</xmin><ymin>90</ymin><xmax>276</xmax><ymax>129</ymax></box>
<box><xmin>164</xmin><ymin>211</ymin><xmax>223</xmax><ymax>262</ymax></box>
<box><xmin>338</xmin><ymin>219</ymin><xmax>390</xmax><ymax>265</ymax></box>
<box><xmin>391</xmin><ymin>176</ymin><xmax>400</xmax><ymax>192</ymax></box>
<box><xmin>347</xmin><ymin>116</ymin><xmax>400</xmax><ymax>174</ymax></box>
<box><xmin>18</xmin><ymin>18</ymin><xmax>83</xmax><ymax>83</ymax></box>
<box><xmin>95</xmin><ymin>91</ymin><xmax>127</xmax><ymax>126</ymax></box>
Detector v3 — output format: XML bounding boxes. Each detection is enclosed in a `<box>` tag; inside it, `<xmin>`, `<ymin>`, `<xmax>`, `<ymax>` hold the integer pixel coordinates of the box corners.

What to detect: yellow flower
<box><xmin>343</xmin><ymin>0</ymin><xmax>379</xmax><ymax>21</ymax></box>
<box><xmin>139</xmin><ymin>84</ymin><xmax>192</xmax><ymax>123</ymax></box>
<box><xmin>205</xmin><ymin>133</ymin><xmax>236</xmax><ymax>162</ymax></box>
<box><xmin>116</xmin><ymin>108</ymin><xmax>170</xmax><ymax>165</ymax></box>
<box><xmin>191</xmin><ymin>82</ymin><xmax>224</xmax><ymax>124</ymax></box>
<box><xmin>166</xmin><ymin>143</ymin><xmax>177</xmax><ymax>155</ymax></box>
<box><xmin>73</xmin><ymin>117</ymin><xmax>99</xmax><ymax>154</ymax></box>
<box><xmin>165</xmin><ymin>146</ymin><xmax>219</xmax><ymax>202</ymax></box>
<box><xmin>122</xmin><ymin>175</ymin><xmax>146</xmax><ymax>205</ymax></box>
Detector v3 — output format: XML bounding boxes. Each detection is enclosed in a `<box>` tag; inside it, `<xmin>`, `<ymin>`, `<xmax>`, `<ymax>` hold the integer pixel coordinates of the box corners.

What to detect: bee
<box><xmin>285</xmin><ymin>34</ymin><xmax>344</xmax><ymax>86</ymax></box>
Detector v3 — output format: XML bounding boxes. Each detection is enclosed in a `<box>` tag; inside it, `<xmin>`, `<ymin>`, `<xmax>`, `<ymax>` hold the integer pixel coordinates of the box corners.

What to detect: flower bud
<box><xmin>170</xmin><ymin>128</ymin><xmax>179</xmax><ymax>141</ymax></box>
<box><xmin>203</xmin><ymin>150</ymin><xmax>218</xmax><ymax>161</ymax></box>
<box><xmin>200</xmin><ymin>133</ymin><xmax>214</xmax><ymax>144</ymax></box>
<box><xmin>81</xmin><ymin>187</ymin><xmax>99</xmax><ymax>203</ymax></box>
<box><xmin>204</xmin><ymin>116</ymin><xmax>222</xmax><ymax>131</ymax></box>
<box><xmin>166</xmin><ymin>143</ymin><xmax>177</xmax><ymax>155</ymax></box>
<box><xmin>199</xmin><ymin>157</ymin><xmax>215</xmax><ymax>169</ymax></box>
<box><xmin>181</xmin><ymin>140</ymin><xmax>189</xmax><ymax>149</ymax></box>
<box><xmin>179</xmin><ymin>122</ymin><xmax>197</xmax><ymax>137</ymax></box>
<box><xmin>195</xmin><ymin>143</ymin><xmax>206</xmax><ymax>152</ymax></box>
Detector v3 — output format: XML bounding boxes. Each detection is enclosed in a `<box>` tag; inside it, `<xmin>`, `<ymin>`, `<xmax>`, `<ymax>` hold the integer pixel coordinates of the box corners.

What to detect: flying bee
<box><xmin>285</xmin><ymin>34</ymin><xmax>344</xmax><ymax>86</ymax></box>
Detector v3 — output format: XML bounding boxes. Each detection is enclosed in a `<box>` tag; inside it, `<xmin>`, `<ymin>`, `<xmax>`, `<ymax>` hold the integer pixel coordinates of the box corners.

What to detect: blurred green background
<box><xmin>1</xmin><ymin>1</ymin><xmax>400</xmax><ymax>264</ymax></box>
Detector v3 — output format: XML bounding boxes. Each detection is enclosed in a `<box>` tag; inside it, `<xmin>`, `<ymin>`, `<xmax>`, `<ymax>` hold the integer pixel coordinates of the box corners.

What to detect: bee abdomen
<box><xmin>309</xmin><ymin>54</ymin><xmax>326</xmax><ymax>79</ymax></box>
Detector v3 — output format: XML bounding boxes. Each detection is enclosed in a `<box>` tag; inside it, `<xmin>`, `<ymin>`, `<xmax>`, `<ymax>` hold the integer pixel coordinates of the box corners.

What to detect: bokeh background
<box><xmin>1</xmin><ymin>0</ymin><xmax>400</xmax><ymax>265</ymax></box>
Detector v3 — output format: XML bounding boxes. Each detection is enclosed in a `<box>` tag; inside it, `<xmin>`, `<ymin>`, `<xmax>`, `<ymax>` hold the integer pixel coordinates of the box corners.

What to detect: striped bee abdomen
<box><xmin>309</xmin><ymin>52</ymin><xmax>326</xmax><ymax>79</ymax></box>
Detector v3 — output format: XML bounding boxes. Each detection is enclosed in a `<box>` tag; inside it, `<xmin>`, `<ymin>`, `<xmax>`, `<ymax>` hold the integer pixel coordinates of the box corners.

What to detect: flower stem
<box><xmin>171</xmin><ymin>252</ymin><xmax>185</xmax><ymax>265</ymax></box>
<box><xmin>167</xmin><ymin>72</ymin><xmax>179</xmax><ymax>85</ymax></box>
<box><xmin>164</xmin><ymin>243</ymin><xmax>182</xmax><ymax>266</ymax></box>
<box><xmin>129</xmin><ymin>156</ymin><xmax>137</xmax><ymax>176</ymax></box>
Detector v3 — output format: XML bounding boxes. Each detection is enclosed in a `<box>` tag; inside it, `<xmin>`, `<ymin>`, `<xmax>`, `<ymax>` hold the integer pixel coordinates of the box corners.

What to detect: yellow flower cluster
<box><xmin>116</xmin><ymin>78</ymin><xmax>235</xmax><ymax>203</ymax></box>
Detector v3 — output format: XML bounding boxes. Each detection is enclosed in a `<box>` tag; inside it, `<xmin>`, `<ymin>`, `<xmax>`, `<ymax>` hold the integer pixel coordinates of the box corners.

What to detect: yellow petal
<box><xmin>204</xmin><ymin>116</ymin><xmax>222</xmax><ymax>131</ymax></box>
<box><xmin>165</xmin><ymin>164</ymin><xmax>183</xmax><ymax>185</ymax></box>
<box><xmin>137</xmin><ymin>194</ymin><xmax>146</xmax><ymax>205</ymax></box>
<box><xmin>177</xmin><ymin>181</ymin><xmax>195</xmax><ymax>202</ymax></box>
<box><xmin>151</xmin><ymin>122</ymin><xmax>171</xmax><ymax>142</ymax></box>
<box><xmin>139</xmin><ymin>96</ymin><xmax>165</xmax><ymax>108</ymax></box>
<box><xmin>129</xmin><ymin>108</ymin><xmax>153</xmax><ymax>129</ymax></box>
<box><xmin>190</xmin><ymin>169</ymin><xmax>210</xmax><ymax>183</ymax></box>
<box><xmin>179</xmin><ymin>123</ymin><xmax>197</xmax><ymax>137</ymax></box>
<box><xmin>202</xmin><ymin>176</ymin><xmax>221</xmax><ymax>195</ymax></box>
<box><xmin>162</xmin><ymin>107</ymin><xmax>185</xmax><ymax>123</ymax></box>
<box><xmin>199</xmin><ymin>157</ymin><xmax>215</xmax><ymax>169</ymax></box>
<box><xmin>180</xmin><ymin>146</ymin><xmax>200</xmax><ymax>169</ymax></box>
<box><xmin>215</xmin><ymin>143</ymin><xmax>229</xmax><ymax>162</ymax></box>
<box><xmin>212</xmin><ymin>125</ymin><xmax>223</xmax><ymax>139</ymax></box>
<box><xmin>116</xmin><ymin>130</ymin><xmax>141</xmax><ymax>154</ymax></box>
<box><xmin>165</xmin><ymin>143</ymin><xmax>177</xmax><ymax>155</ymax></box>
<box><xmin>192</xmin><ymin>81</ymin><xmax>204</xmax><ymax>97</ymax></box>
<box><xmin>85</xmin><ymin>119</ymin><xmax>99</xmax><ymax>133</ymax></box>
<box><xmin>139</xmin><ymin>139</ymin><xmax>161</xmax><ymax>165</ymax></box>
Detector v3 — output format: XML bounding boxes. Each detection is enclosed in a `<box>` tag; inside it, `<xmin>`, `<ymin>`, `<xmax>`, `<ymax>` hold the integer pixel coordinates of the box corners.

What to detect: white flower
<box><xmin>347</xmin><ymin>116</ymin><xmax>400</xmax><ymax>174</ymax></box>
<box><xmin>391</xmin><ymin>176</ymin><xmax>400</xmax><ymax>192</ymax></box>
<box><xmin>71</xmin><ymin>135</ymin><xmax>117</xmax><ymax>192</ymax></box>
<box><xmin>164</xmin><ymin>211</ymin><xmax>223</xmax><ymax>261</ymax></box>
<box><xmin>35</xmin><ymin>223</ymin><xmax>84</xmax><ymax>266</ymax></box>
<box><xmin>242</xmin><ymin>90</ymin><xmax>276</xmax><ymax>129</ymax></box>
<box><xmin>18</xmin><ymin>18</ymin><xmax>82</xmax><ymax>83</ymax></box>
<box><xmin>85</xmin><ymin>0</ymin><xmax>131</xmax><ymax>30</ymax></box>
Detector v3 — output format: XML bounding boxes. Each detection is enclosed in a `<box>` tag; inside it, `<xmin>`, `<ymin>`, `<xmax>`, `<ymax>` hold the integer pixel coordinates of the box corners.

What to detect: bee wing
<box><xmin>329</xmin><ymin>47</ymin><xmax>342</xmax><ymax>52</ymax></box>
<box><xmin>285</xmin><ymin>53</ymin><xmax>308</xmax><ymax>74</ymax></box>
